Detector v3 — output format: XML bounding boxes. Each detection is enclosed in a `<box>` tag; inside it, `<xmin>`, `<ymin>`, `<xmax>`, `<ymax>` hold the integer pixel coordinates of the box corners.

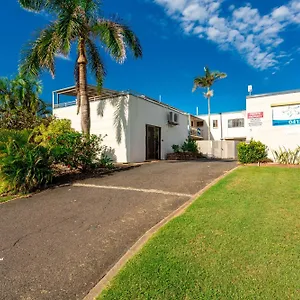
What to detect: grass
<box><xmin>98</xmin><ymin>167</ymin><xmax>300</xmax><ymax>300</ymax></box>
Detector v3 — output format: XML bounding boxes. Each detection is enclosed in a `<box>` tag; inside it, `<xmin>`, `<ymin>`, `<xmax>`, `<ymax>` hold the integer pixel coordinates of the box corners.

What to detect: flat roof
<box><xmin>53</xmin><ymin>85</ymin><xmax>188</xmax><ymax>116</ymax></box>
<box><xmin>53</xmin><ymin>85</ymin><xmax>124</xmax><ymax>100</ymax></box>
<box><xmin>247</xmin><ymin>89</ymin><xmax>300</xmax><ymax>99</ymax></box>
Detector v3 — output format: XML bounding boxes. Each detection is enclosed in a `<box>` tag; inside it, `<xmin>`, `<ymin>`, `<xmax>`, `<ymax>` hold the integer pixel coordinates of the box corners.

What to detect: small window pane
<box><xmin>197</xmin><ymin>121</ymin><xmax>204</xmax><ymax>127</ymax></box>
<box><xmin>228</xmin><ymin>118</ymin><xmax>244</xmax><ymax>128</ymax></box>
<box><xmin>213</xmin><ymin>120</ymin><xmax>218</xmax><ymax>128</ymax></box>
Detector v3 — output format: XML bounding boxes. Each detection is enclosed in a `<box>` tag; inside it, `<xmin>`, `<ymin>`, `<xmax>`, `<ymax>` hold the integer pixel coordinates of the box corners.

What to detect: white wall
<box><xmin>246</xmin><ymin>91</ymin><xmax>300</xmax><ymax>156</ymax></box>
<box><xmin>197</xmin><ymin>111</ymin><xmax>246</xmax><ymax>140</ymax></box>
<box><xmin>53</xmin><ymin>95</ymin><xmax>130</xmax><ymax>163</ymax></box>
<box><xmin>129</xmin><ymin>95</ymin><xmax>189</xmax><ymax>162</ymax></box>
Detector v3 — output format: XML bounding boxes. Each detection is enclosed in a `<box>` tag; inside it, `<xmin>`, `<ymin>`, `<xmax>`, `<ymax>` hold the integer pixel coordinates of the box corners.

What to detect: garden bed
<box><xmin>166</xmin><ymin>152</ymin><xmax>201</xmax><ymax>160</ymax></box>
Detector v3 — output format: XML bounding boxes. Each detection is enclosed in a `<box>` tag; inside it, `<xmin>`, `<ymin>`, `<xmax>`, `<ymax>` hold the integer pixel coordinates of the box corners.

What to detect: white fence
<box><xmin>197</xmin><ymin>140</ymin><xmax>240</xmax><ymax>159</ymax></box>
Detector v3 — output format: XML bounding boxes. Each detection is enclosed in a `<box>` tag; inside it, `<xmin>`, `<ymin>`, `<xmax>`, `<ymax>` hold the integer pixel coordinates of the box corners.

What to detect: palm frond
<box><xmin>20</xmin><ymin>24</ymin><xmax>61</xmax><ymax>77</ymax></box>
<box><xmin>86</xmin><ymin>38</ymin><xmax>106</xmax><ymax>92</ymax></box>
<box><xmin>92</xmin><ymin>19</ymin><xmax>127</xmax><ymax>63</ymax></box>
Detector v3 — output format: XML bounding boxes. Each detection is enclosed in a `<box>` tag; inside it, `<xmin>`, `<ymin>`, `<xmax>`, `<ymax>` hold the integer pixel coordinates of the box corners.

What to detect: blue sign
<box><xmin>197</xmin><ymin>128</ymin><xmax>201</xmax><ymax>136</ymax></box>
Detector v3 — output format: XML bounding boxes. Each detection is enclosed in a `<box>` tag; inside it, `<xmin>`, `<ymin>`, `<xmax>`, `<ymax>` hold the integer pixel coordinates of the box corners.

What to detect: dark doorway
<box><xmin>146</xmin><ymin>124</ymin><xmax>161</xmax><ymax>160</ymax></box>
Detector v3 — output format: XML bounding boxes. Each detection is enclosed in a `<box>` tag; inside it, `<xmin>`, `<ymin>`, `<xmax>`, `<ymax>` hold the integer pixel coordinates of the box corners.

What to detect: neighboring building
<box><xmin>52</xmin><ymin>86</ymin><xmax>189</xmax><ymax>163</ymax></box>
<box><xmin>189</xmin><ymin>115</ymin><xmax>205</xmax><ymax>140</ymax></box>
<box><xmin>196</xmin><ymin>111</ymin><xmax>247</xmax><ymax>141</ymax></box>
<box><xmin>196</xmin><ymin>89</ymin><xmax>300</xmax><ymax>158</ymax></box>
<box><xmin>246</xmin><ymin>90</ymin><xmax>300</xmax><ymax>154</ymax></box>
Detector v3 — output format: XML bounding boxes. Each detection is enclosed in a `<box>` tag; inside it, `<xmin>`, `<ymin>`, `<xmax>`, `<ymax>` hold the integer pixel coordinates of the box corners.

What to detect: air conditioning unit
<box><xmin>168</xmin><ymin>111</ymin><xmax>179</xmax><ymax>125</ymax></box>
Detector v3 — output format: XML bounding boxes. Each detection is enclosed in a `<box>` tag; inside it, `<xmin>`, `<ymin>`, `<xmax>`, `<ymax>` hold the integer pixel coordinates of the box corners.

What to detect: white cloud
<box><xmin>153</xmin><ymin>0</ymin><xmax>300</xmax><ymax>70</ymax></box>
<box><xmin>55</xmin><ymin>53</ymin><xmax>71</xmax><ymax>61</ymax></box>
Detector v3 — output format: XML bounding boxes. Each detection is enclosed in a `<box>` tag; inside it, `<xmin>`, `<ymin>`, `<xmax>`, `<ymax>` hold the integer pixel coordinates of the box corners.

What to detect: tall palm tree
<box><xmin>18</xmin><ymin>0</ymin><xmax>142</xmax><ymax>135</ymax></box>
<box><xmin>193</xmin><ymin>67</ymin><xmax>227</xmax><ymax>140</ymax></box>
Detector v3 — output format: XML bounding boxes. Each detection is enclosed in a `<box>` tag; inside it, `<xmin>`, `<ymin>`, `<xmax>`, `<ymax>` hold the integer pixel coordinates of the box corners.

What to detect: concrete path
<box><xmin>0</xmin><ymin>160</ymin><xmax>236</xmax><ymax>300</ymax></box>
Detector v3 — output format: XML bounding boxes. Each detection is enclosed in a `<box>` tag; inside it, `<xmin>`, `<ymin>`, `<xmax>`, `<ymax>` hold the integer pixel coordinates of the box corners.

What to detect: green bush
<box><xmin>49</xmin><ymin>132</ymin><xmax>104</xmax><ymax>171</ymax></box>
<box><xmin>0</xmin><ymin>129</ymin><xmax>32</xmax><ymax>152</ymax></box>
<box><xmin>172</xmin><ymin>144</ymin><xmax>181</xmax><ymax>153</ymax></box>
<box><xmin>0</xmin><ymin>109</ymin><xmax>52</xmax><ymax>130</ymax></box>
<box><xmin>181</xmin><ymin>137</ymin><xmax>198</xmax><ymax>153</ymax></box>
<box><xmin>32</xmin><ymin>119</ymin><xmax>74</xmax><ymax>146</ymax></box>
<box><xmin>238</xmin><ymin>140</ymin><xmax>268</xmax><ymax>164</ymax></box>
<box><xmin>0</xmin><ymin>139</ymin><xmax>52</xmax><ymax>193</ymax></box>
<box><xmin>172</xmin><ymin>138</ymin><xmax>198</xmax><ymax>154</ymax></box>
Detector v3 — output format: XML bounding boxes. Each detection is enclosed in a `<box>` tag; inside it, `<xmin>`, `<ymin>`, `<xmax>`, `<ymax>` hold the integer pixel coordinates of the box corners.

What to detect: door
<box><xmin>146</xmin><ymin>125</ymin><xmax>161</xmax><ymax>160</ymax></box>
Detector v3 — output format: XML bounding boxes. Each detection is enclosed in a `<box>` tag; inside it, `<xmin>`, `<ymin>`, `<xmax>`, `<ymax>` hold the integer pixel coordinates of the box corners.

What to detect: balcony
<box><xmin>190</xmin><ymin>127</ymin><xmax>203</xmax><ymax>140</ymax></box>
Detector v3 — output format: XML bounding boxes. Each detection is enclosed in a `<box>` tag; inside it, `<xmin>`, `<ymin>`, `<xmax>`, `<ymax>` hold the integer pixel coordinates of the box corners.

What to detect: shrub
<box><xmin>49</xmin><ymin>132</ymin><xmax>104</xmax><ymax>171</ymax></box>
<box><xmin>238</xmin><ymin>140</ymin><xmax>268</xmax><ymax>164</ymax></box>
<box><xmin>181</xmin><ymin>137</ymin><xmax>198</xmax><ymax>153</ymax></box>
<box><xmin>172</xmin><ymin>144</ymin><xmax>181</xmax><ymax>153</ymax></box>
<box><xmin>0</xmin><ymin>139</ymin><xmax>52</xmax><ymax>193</ymax></box>
<box><xmin>273</xmin><ymin>147</ymin><xmax>300</xmax><ymax>165</ymax></box>
<box><xmin>32</xmin><ymin>119</ymin><xmax>74</xmax><ymax>146</ymax></box>
<box><xmin>0</xmin><ymin>129</ymin><xmax>32</xmax><ymax>152</ymax></box>
<box><xmin>172</xmin><ymin>138</ymin><xmax>198</xmax><ymax>154</ymax></box>
<box><xmin>0</xmin><ymin>109</ymin><xmax>52</xmax><ymax>130</ymax></box>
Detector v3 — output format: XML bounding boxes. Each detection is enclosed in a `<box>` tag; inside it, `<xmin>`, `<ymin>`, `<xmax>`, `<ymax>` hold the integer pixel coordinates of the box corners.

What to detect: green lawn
<box><xmin>99</xmin><ymin>167</ymin><xmax>300</xmax><ymax>300</ymax></box>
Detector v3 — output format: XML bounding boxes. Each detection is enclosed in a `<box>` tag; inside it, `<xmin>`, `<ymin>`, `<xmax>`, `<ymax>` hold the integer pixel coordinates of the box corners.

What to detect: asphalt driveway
<box><xmin>0</xmin><ymin>160</ymin><xmax>236</xmax><ymax>300</ymax></box>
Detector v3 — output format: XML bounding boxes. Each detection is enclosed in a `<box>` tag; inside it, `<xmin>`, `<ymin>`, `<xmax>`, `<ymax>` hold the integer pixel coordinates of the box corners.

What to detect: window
<box><xmin>228</xmin><ymin>118</ymin><xmax>245</xmax><ymax>128</ymax></box>
<box><xmin>191</xmin><ymin>121</ymin><xmax>194</xmax><ymax>127</ymax></box>
<box><xmin>213</xmin><ymin>120</ymin><xmax>218</xmax><ymax>129</ymax></box>
<box><xmin>197</xmin><ymin>121</ymin><xmax>204</xmax><ymax>127</ymax></box>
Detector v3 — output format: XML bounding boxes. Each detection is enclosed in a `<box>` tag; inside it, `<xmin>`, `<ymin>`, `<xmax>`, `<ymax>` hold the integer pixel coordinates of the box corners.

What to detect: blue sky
<box><xmin>1</xmin><ymin>0</ymin><xmax>300</xmax><ymax>114</ymax></box>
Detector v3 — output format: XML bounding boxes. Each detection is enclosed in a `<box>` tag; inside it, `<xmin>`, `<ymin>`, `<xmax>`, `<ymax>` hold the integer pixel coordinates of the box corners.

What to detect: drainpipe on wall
<box><xmin>220</xmin><ymin>113</ymin><xmax>223</xmax><ymax>140</ymax></box>
<box><xmin>220</xmin><ymin>113</ymin><xmax>223</xmax><ymax>159</ymax></box>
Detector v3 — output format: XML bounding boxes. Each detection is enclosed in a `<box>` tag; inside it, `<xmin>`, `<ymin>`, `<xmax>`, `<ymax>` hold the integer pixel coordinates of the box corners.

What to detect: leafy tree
<box><xmin>193</xmin><ymin>67</ymin><xmax>227</xmax><ymax>140</ymax></box>
<box><xmin>0</xmin><ymin>75</ymin><xmax>51</xmax><ymax>129</ymax></box>
<box><xmin>0</xmin><ymin>74</ymin><xmax>48</xmax><ymax>115</ymax></box>
<box><xmin>19</xmin><ymin>0</ymin><xmax>142</xmax><ymax>134</ymax></box>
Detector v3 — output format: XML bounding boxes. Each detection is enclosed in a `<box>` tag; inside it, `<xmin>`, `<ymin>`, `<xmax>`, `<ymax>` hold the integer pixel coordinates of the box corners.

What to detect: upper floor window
<box><xmin>191</xmin><ymin>121</ymin><xmax>194</xmax><ymax>127</ymax></box>
<box><xmin>228</xmin><ymin>118</ymin><xmax>244</xmax><ymax>128</ymax></box>
<box><xmin>213</xmin><ymin>120</ymin><xmax>218</xmax><ymax>129</ymax></box>
<box><xmin>197</xmin><ymin>121</ymin><xmax>204</xmax><ymax>127</ymax></box>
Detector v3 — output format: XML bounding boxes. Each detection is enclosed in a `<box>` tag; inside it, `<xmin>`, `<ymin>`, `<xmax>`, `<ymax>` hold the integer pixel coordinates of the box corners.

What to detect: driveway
<box><xmin>0</xmin><ymin>160</ymin><xmax>236</xmax><ymax>300</ymax></box>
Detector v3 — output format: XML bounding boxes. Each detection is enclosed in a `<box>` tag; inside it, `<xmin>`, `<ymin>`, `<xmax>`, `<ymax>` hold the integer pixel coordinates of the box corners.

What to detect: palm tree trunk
<box><xmin>207</xmin><ymin>87</ymin><xmax>211</xmax><ymax>141</ymax></box>
<box><xmin>77</xmin><ymin>38</ymin><xmax>90</xmax><ymax>135</ymax></box>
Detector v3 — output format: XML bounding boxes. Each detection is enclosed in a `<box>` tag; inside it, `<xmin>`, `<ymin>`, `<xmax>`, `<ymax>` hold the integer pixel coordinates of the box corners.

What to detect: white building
<box><xmin>196</xmin><ymin>89</ymin><xmax>300</xmax><ymax>158</ymax></box>
<box><xmin>52</xmin><ymin>86</ymin><xmax>189</xmax><ymax>163</ymax></box>
<box><xmin>197</xmin><ymin>111</ymin><xmax>247</xmax><ymax>141</ymax></box>
<box><xmin>246</xmin><ymin>90</ymin><xmax>300</xmax><ymax>154</ymax></box>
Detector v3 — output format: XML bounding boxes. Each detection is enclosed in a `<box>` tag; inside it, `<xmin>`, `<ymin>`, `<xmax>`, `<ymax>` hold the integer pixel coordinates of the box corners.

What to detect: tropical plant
<box><xmin>0</xmin><ymin>74</ymin><xmax>49</xmax><ymax>115</ymax></box>
<box><xmin>32</xmin><ymin>119</ymin><xmax>74</xmax><ymax>146</ymax></box>
<box><xmin>0</xmin><ymin>139</ymin><xmax>52</xmax><ymax>193</ymax></box>
<box><xmin>172</xmin><ymin>138</ymin><xmax>198</xmax><ymax>154</ymax></box>
<box><xmin>272</xmin><ymin>147</ymin><xmax>300</xmax><ymax>165</ymax></box>
<box><xmin>19</xmin><ymin>0</ymin><xmax>142</xmax><ymax>135</ymax></box>
<box><xmin>237</xmin><ymin>140</ymin><xmax>268</xmax><ymax>164</ymax></box>
<box><xmin>49</xmin><ymin>132</ymin><xmax>105</xmax><ymax>170</ymax></box>
<box><xmin>192</xmin><ymin>67</ymin><xmax>227</xmax><ymax>140</ymax></box>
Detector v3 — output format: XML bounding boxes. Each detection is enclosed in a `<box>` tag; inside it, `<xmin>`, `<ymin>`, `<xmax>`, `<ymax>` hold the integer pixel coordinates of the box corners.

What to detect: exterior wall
<box><xmin>197</xmin><ymin>140</ymin><xmax>240</xmax><ymax>159</ymax></box>
<box><xmin>246</xmin><ymin>91</ymin><xmax>300</xmax><ymax>156</ymax></box>
<box><xmin>53</xmin><ymin>95</ymin><xmax>130</xmax><ymax>163</ymax></box>
<box><xmin>129</xmin><ymin>95</ymin><xmax>189</xmax><ymax>162</ymax></box>
<box><xmin>197</xmin><ymin>111</ymin><xmax>246</xmax><ymax>140</ymax></box>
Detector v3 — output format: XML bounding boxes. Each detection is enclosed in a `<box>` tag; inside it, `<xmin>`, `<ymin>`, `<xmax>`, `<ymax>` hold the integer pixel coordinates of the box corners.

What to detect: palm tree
<box><xmin>18</xmin><ymin>0</ymin><xmax>142</xmax><ymax>135</ymax></box>
<box><xmin>193</xmin><ymin>67</ymin><xmax>227</xmax><ymax>140</ymax></box>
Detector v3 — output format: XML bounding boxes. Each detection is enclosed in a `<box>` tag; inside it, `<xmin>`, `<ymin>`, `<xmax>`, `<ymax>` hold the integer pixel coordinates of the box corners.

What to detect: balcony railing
<box><xmin>190</xmin><ymin>127</ymin><xmax>203</xmax><ymax>139</ymax></box>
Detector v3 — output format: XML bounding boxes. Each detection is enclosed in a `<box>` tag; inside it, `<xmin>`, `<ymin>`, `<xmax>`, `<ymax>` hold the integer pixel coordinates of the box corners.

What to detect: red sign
<box><xmin>248</xmin><ymin>112</ymin><xmax>264</xmax><ymax>119</ymax></box>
